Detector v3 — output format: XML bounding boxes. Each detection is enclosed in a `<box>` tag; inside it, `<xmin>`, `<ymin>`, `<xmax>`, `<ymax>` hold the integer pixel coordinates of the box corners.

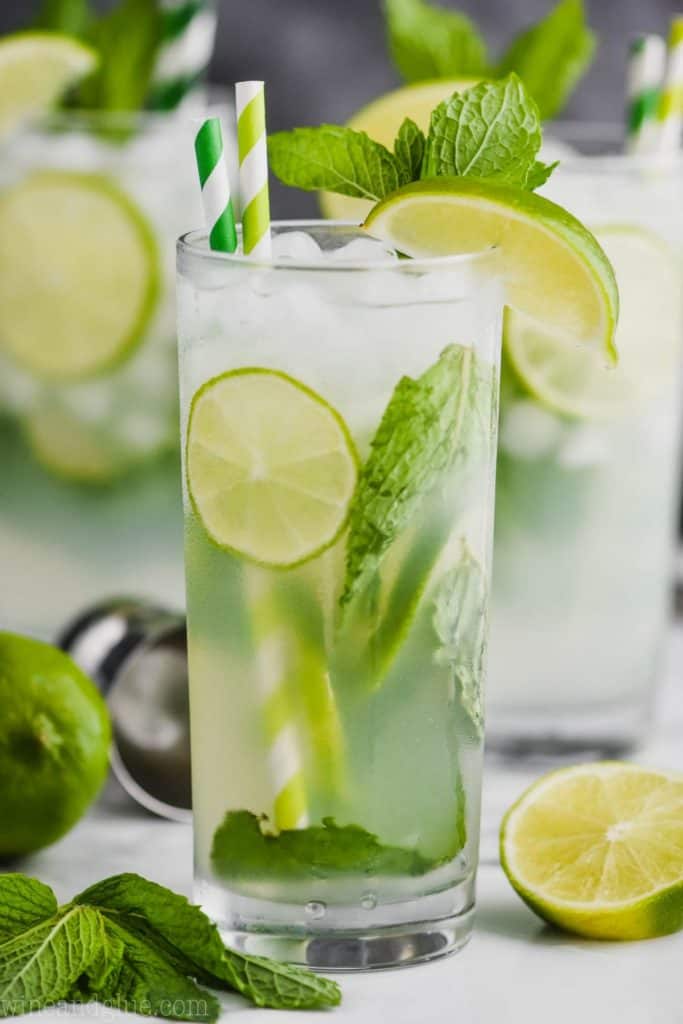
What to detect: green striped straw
<box><xmin>656</xmin><ymin>15</ymin><xmax>683</xmax><ymax>152</ymax></box>
<box><xmin>235</xmin><ymin>81</ymin><xmax>272</xmax><ymax>258</ymax></box>
<box><xmin>194</xmin><ymin>117</ymin><xmax>237</xmax><ymax>253</ymax></box>
<box><xmin>149</xmin><ymin>0</ymin><xmax>218</xmax><ymax>111</ymax></box>
<box><xmin>626</xmin><ymin>34</ymin><xmax>666</xmax><ymax>153</ymax></box>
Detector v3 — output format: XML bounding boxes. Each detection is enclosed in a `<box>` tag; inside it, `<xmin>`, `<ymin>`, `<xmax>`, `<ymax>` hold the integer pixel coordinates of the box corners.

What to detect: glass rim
<box><xmin>177</xmin><ymin>222</ymin><xmax>499</xmax><ymax>273</ymax></box>
<box><xmin>546</xmin><ymin>119</ymin><xmax>683</xmax><ymax>173</ymax></box>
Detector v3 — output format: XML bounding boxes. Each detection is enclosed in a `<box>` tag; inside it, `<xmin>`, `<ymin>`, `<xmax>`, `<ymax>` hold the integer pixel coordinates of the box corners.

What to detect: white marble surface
<box><xmin>14</xmin><ymin>629</ymin><xmax>683</xmax><ymax>1024</ymax></box>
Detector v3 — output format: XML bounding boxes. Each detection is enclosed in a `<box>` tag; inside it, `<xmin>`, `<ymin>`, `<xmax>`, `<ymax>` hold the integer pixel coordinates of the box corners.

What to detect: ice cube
<box><xmin>499</xmin><ymin>400</ymin><xmax>565</xmax><ymax>459</ymax></box>
<box><xmin>328</xmin><ymin>237</ymin><xmax>397</xmax><ymax>263</ymax></box>
<box><xmin>558</xmin><ymin>424</ymin><xmax>611</xmax><ymax>468</ymax></box>
<box><xmin>271</xmin><ymin>230</ymin><xmax>323</xmax><ymax>263</ymax></box>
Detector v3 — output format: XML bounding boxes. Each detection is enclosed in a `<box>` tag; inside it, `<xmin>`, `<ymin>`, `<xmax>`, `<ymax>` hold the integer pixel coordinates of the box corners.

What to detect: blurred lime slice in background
<box><xmin>187</xmin><ymin>369</ymin><xmax>359</xmax><ymax>568</ymax></box>
<box><xmin>500</xmin><ymin>762</ymin><xmax>683</xmax><ymax>940</ymax></box>
<box><xmin>505</xmin><ymin>226</ymin><xmax>682</xmax><ymax>419</ymax></box>
<box><xmin>0</xmin><ymin>32</ymin><xmax>97</xmax><ymax>138</ymax></box>
<box><xmin>0</xmin><ymin>171</ymin><xmax>160</xmax><ymax>382</ymax></box>
<box><xmin>320</xmin><ymin>78</ymin><xmax>479</xmax><ymax>221</ymax></box>
<box><xmin>364</xmin><ymin>177</ymin><xmax>619</xmax><ymax>360</ymax></box>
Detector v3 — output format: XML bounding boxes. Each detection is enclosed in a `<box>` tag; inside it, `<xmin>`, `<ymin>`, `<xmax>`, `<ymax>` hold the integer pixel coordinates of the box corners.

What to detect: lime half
<box><xmin>0</xmin><ymin>171</ymin><xmax>160</xmax><ymax>381</ymax></box>
<box><xmin>0</xmin><ymin>32</ymin><xmax>97</xmax><ymax>138</ymax></box>
<box><xmin>364</xmin><ymin>177</ymin><xmax>619</xmax><ymax>362</ymax></box>
<box><xmin>501</xmin><ymin>762</ymin><xmax>683</xmax><ymax>940</ymax></box>
<box><xmin>187</xmin><ymin>369</ymin><xmax>359</xmax><ymax>568</ymax></box>
<box><xmin>321</xmin><ymin>78</ymin><xmax>480</xmax><ymax>222</ymax></box>
<box><xmin>505</xmin><ymin>226</ymin><xmax>682</xmax><ymax>419</ymax></box>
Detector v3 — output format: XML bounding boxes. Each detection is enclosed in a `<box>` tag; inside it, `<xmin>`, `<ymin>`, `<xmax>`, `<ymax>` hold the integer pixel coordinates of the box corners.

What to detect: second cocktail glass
<box><xmin>178</xmin><ymin>223</ymin><xmax>502</xmax><ymax>969</ymax></box>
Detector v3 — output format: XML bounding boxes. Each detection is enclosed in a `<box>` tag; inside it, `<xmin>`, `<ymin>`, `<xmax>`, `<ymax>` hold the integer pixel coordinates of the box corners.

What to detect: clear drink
<box><xmin>178</xmin><ymin>224</ymin><xmax>502</xmax><ymax>969</ymax></box>
<box><xmin>0</xmin><ymin>111</ymin><xmax>204</xmax><ymax>636</ymax></box>
<box><xmin>487</xmin><ymin>132</ymin><xmax>683</xmax><ymax>754</ymax></box>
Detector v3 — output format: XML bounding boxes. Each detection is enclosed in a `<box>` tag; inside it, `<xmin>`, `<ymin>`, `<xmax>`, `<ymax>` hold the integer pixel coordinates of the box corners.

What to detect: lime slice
<box><xmin>321</xmin><ymin>78</ymin><xmax>480</xmax><ymax>222</ymax></box>
<box><xmin>505</xmin><ymin>226</ymin><xmax>682</xmax><ymax>419</ymax></box>
<box><xmin>187</xmin><ymin>369</ymin><xmax>359</xmax><ymax>568</ymax></box>
<box><xmin>0</xmin><ymin>32</ymin><xmax>97</xmax><ymax>138</ymax></box>
<box><xmin>0</xmin><ymin>171</ymin><xmax>160</xmax><ymax>381</ymax></box>
<box><xmin>500</xmin><ymin>762</ymin><xmax>683</xmax><ymax>940</ymax></box>
<box><xmin>25</xmin><ymin>403</ymin><xmax>126</xmax><ymax>484</ymax></box>
<box><xmin>364</xmin><ymin>177</ymin><xmax>619</xmax><ymax>361</ymax></box>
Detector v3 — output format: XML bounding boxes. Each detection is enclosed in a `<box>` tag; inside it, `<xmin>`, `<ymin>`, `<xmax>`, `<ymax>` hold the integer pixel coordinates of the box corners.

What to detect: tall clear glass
<box><xmin>0</xmin><ymin>111</ymin><xmax>204</xmax><ymax>637</ymax></box>
<box><xmin>487</xmin><ymin>129</ymin><xmax>683</xmax><ymax>755</ymax></box>
<box><xmin>177</xmin><ymin>224</ymin><xmax>502</xmax><ymax>969</ymax></box>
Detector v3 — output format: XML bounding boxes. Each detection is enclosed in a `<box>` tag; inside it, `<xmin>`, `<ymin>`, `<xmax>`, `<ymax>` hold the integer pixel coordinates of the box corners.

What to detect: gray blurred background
<box><xmin>2</xmin><ymin>0</ymin><xmax>679</xmax><ymax>213</ymax></box>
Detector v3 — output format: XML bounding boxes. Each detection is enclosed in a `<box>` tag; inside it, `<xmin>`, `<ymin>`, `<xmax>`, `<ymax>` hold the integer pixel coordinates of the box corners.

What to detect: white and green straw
<box><xmin>194</xmin><ymin>117</ymin><xmax>237</xmax><ymax>253</ymax></box>
<box><xmin>626</xmin><ymin>34</ymin><xmax>666</xmax><ymax>152</ymax></box>
<box><xmin>235</xmin><ymin>81</ymin><xmax>272</xmax><ymax>257</ymax></box>
<box><xmin>656</xmin><ymin>16</ymin><xmax>683</xmax><ymax>152</ymax></box>
<box><xmin>149</xmin><ymin>0</ymin><xmax>218</xmax><ymax>111</ymax></box>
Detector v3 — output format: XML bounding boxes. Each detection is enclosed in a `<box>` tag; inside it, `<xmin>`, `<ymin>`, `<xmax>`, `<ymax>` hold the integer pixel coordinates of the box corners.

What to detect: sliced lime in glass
<box><xmin>186</xmin><ymin>369</ymin><xmax>359</xmax><ymax>568</ymax></box>
<box><xmin>0</xmin><ymin>171</ymin><xmax>160</xmax><ymax>382</ymax></box>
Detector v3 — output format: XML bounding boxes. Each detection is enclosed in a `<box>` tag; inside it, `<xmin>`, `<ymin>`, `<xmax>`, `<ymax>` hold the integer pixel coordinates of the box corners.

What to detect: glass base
<box><xmin>485</xmin><ymin>695</ymin><xmax>652</xmax><ymax>761</ymax></box>
<box><xmin>196</xmin><ymin>876</ymin><xmax>475</xmax><ymax>971</ymax></box>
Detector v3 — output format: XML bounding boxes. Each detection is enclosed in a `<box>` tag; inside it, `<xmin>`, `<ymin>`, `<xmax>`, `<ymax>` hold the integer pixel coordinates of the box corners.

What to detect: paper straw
<box><xmin>248</xmin><ymin>572</ymin><xmax>308</xmax><ymax>830</ymax></box>
<box><xmin>655</xmin><ymin>15</ymin><xmax>683</xmax><ymax>153</ymax></box>
<box><xmin>149</xmin><ymin>0</ymin><xmax>218</xmax><ymax>111</ymax></box>
<box><xmin>235</xmin><ymin>81</ymin><xmax>272</xmax><ymax>257</ymax></box>
<box><xmin>194</xmin><ymin>117</ymin><xmax>237</xmax><ymax>253</ymax></box>
<box><xmin>626</xmin><ymin>34</ymin><xmax>666</xmax><ymax>153</ymax></box>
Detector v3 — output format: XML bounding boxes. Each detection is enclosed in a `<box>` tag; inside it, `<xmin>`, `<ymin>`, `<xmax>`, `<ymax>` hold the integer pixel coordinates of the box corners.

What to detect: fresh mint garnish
<box><xmin>421</xmin><ymin>74</ymin><xmax>547</xmax><ymax>189</ymax></box>
<box><xmin>433</xmin><ymin>542</ymin><xmax>488</xmax><ymax>738</ymax></box>
<box><xmin>497</xmin><ymin>0</ymin><xmax>595</xmax><ymax>120</ymax></box>
<box><xmin>0</xmin><ymin>872</ymin><xmax>341</xmax><ymax>1019</ymax></box>
<box><xmin>394</xmin><ymin>117</ymin><xmax>426</xmax><ymax>181</ymax></box>
<box><xmin>385</xmin><ymin>0</ymin><xmax>488</xmax><ymax>81</ymax></box>
<box><xmin>269</xmin><ymin>76</ymin><xmax>556</xmax><ymax>199</ymax></box>
<box><xmin>212</xmin><ymin>811</ymin><xmax>439</xmax><ymax>884</ymax></box>
<box><xmin>268</xmin><ymin>125</ymin><xmax>409</xmax><ymax>203</ymax></box>
<box><xmin>36</xmin><ymin>0</ymin><xmax>90</xmax><ymax>34</ymax></box>
<box><xmin>341</xmin><ymin>345</ymin><xmax>488</xmax><ymax>608</ymax></box>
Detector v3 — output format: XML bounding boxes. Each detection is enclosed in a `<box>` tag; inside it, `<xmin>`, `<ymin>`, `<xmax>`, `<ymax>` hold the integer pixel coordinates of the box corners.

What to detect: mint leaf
<box><xmin>268</xmin><ymin>126</ymin><xmax>405</xmax><ymax>201</ymax></box>
<box><xmin>0</xmin><ymin>875</ymin><xmax>57</xmax><ymax>944</ymax></box>
<box><xmin>421</xmin><ymin>74</ymin><xmax>543</xmax><ymax>188</ymax></box>
<box><xmin>394</xmin><ymin>118</ymin><xmax>426</xmax><ymax>181</ymax></box>
<box><xmin>74</xmin><ymin>873</ymin><xmax>341</xmax><ymax>1011</ymax></box>
<box><xmin>525</xmin><ymin>159</ymin><xmax>559</xmax><ymax>190</ymax></box>
<box><xmin>385</xmin><ymin>0</ymin><xmax>488</xmax><ymax>81</ymax></box>
<box><xmin>341</xmin><ymin>345</ymin><xmax>486</xmax><ymax>607</ymax></box>
<box><xmin>496</xmin><ymin>0</ymin><xmax>596</xmax><ymax>120</ymax></box>
<box><xmin>35</xmin><ymin>0</ymin><xmax>90</xmax><ymax>34</ymax></box>
<box><xmin>72</xmin><ymin>0</ymin><xmax>164</xmax><ymax>113</ymax></box>
<box><xmin>433</xmin><ymin>542</ymin><xmax>488</xmax><ymax>738</ymax></box>
<box><xmin>0</xmin><ymin>906</ymin><xmax>104</xmax><ymax>1017</ymax></box>
<box><xmin>212</xmin><ymin>811</ymin><xmax>437</xmax><ymax>885</ymax></box>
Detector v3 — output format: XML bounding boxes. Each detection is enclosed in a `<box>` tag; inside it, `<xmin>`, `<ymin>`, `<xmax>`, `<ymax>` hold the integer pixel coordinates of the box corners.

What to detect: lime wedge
<box><xmin>321</xmin><ymin>78</ymin><xmax>480</xmax><ymax>222</ymax></box>
<box><xmin>0</xmin><ymin>32</ymin><xmax>97</xmax><ymax>138</ymax></box>
<box><xmin>505</xmin><ymin>226</ymin><xmax>682</xmax><ymax>419</ymax></box>
<box><xmin>500</xmin><ymin>762</ymin><xmax>683</xmax><ymax>940</ymax></box>
<box><xmin>0</xmin><ymin>171</ymin><xmax>160</xmax><ymax>381</ymax></box>
<box><xmin>364</xmin><ymin>177</ymin><xmax>619</xmax><ymax>361</ymax></box>
<box><xmin>186</xmin><ymin>369</ymin><xmax>359</xmax><ymax>568</ymax></box>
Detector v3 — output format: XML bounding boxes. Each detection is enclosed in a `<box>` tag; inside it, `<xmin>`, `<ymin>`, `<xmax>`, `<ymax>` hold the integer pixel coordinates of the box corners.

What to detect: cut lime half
<box><xmin>0</xmin><ymin>32</ymin><xmax>97</xmax><ymax>138</ymax></box>
<box><xmin>0</xmin><ymin>171</ymin><xmax>160</xmax><ymax>381</ymax></box>
<box><xmin>320</xmin><ymin>78</ymin><xmax>480</xmax><ymax>222</ymax></box>
<box><xmin>186</xmin><ymin>369</ymin><xmax>359</xmax><ymax>568</ymax></box>
<box><xmin>505</xmin><ymin>226</ymin><xmax>682</xmax><ymax>419</ymax></box>
<box><xmin>364</xmin><ymin>177</ymin><xmax>619</xmax><ymax>362</ymax></box>
<box><xmin>501</xmin><ymin>762</ymin><xmax>683</xmax><ymax>940</ymax></box>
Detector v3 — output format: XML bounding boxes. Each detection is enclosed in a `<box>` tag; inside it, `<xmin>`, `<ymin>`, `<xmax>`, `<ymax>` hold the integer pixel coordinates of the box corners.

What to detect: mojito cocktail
<box><xmin>487</xmin><ymin>136</ymin><xmax>683</xmax><ymax>753</ymax></box>
<box><xmin>179</xmin><ymin>224</ymin><xmax>502</xmax><ymax>968</ymax></box>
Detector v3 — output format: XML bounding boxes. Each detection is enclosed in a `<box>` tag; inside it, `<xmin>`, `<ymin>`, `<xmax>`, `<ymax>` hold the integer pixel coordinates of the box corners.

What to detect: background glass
<box><xmin>178</xmin><ymin>224</ymin><xmax>502</xmax><ymax>969</ymax></box>
<box><xmin>487</xmin><ymin>130</ymin><xmax>683</xmax><ymax>755</ymax></box>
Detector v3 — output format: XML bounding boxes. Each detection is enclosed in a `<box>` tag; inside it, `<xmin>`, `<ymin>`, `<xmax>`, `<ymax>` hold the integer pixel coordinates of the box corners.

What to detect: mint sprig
<box><xmin>496</xmin><ymin>0</ymin><xmax>596</xmax><ymax>120</ymax></box>
<box><xmin>36</xmin><ymin>0</ymin><xmax>90</xmax><ymax>34</ymax></box>
<box><xmin>269</xmin><ymin>75</ymin><xmax>557</xmax><ymax>201</ymax></box>
<box><xmin>0</xmin><ymin>872</ymin><xmax>341</xmax><ymax>1020</ymax></box>
<box><xmin>385</xmin><ymin>0</ymin><xmax>488</xmax><ymax>81</ymax></box>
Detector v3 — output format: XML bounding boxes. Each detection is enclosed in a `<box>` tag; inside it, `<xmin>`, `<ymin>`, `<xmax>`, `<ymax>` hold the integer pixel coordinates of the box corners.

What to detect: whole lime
<box><xmin>0</xmin><ymin>632</ymin><xmax>111</xmax><ymax>858</ymax></box>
